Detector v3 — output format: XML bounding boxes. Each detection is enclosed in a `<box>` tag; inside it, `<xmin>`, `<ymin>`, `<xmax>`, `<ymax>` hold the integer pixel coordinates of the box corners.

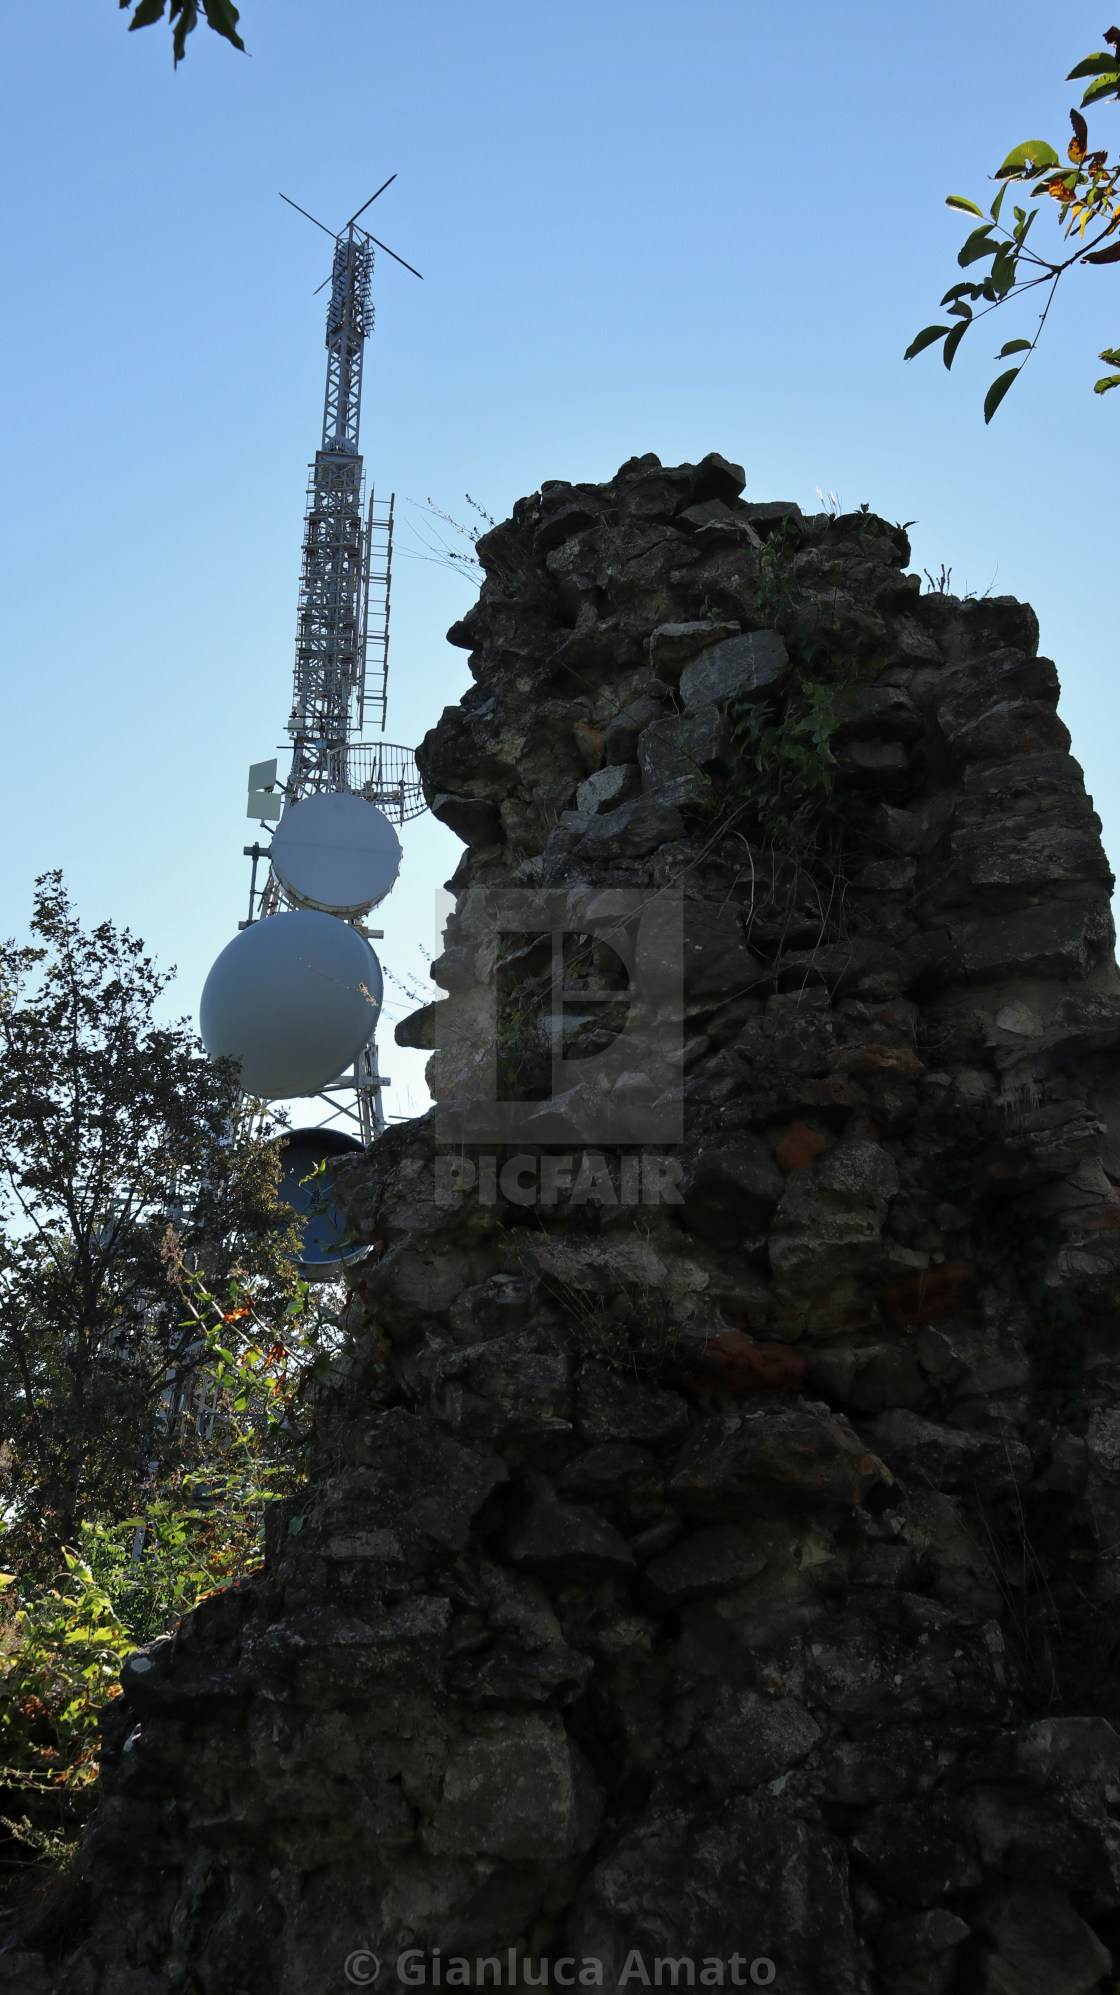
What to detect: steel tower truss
<box><xmin>286</xmin><ymin>227</ymin><xmax>387</xmax><ymax>799</ymax></box>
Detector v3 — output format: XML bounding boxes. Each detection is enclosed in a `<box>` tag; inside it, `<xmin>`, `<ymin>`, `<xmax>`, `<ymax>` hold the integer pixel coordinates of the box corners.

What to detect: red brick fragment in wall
<box><xmin>573</xmin><ymin>722</ymin><xmax>606</xmax><ymax>773</ymax></box>
<box><xmin>776</xmin><ymin>1122</ymin><xmax>827</xmax><ymax>1172</ymax></box>
<box><xmin>690</xmin><ymin>1330</ymin><xmax>809</xmax><ymax>1395</ymax></box>
<box><xmin>884</xmin><ymin>1259</ymin><xmax>981</xmax><ymax>1328</ymax></box>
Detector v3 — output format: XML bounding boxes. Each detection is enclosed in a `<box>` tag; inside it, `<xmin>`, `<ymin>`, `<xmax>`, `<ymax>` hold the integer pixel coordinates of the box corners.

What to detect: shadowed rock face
<box><xmin>50</xmin><ymin>457</ymin><xmax>1120</xmax><ymax>1995</ymax></box>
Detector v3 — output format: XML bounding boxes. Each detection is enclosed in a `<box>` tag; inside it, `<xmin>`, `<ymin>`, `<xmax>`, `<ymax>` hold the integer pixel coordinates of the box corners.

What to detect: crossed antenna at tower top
<box><xmin>278</xmin><ymin>180</ymin><xmax>424</xmax><ymax>282</ymax></box>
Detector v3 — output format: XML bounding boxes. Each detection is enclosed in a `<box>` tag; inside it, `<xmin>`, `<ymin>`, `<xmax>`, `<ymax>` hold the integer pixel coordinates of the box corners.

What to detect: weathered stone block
<box><xmin>876</xmin><ymin>1908</ymin><xmax>972</xmax><ymax>1971</ymax></box>
<box><xmin>679</xmin><ymin>627</ymin><xmax>788</xmax><ymax>710</ymax></box>
<box><xmin>424</xmin><ymin>1716</ymin><xmax>603</xmax><ymax>1860</ymax></box>
<box><xmin>935</xmin><ymin>650</ymin><xmax>1068</xmax><ymax>766</ymax></box>
<box><xmin>577</xmin><ymin>794</ymin><xmax>686</xmax><ymax>860</ymax></box>
<box><xmin>505</xmin><ymin>1483</ymin><xmax>635</xmax><ymax>1577</ymax></box>
<box><xmin>682</xmin><ymin>899</ymin><xmax>766</xmax><ymax>1007</ymax></box>
<box><xmin>851</xmin><ymin>1795</ymin><xmax>981</xmax><ymax>1906</ymax></box>
<box><xmin>574</xmin><ymin>1363</ymin><xmax>691</xmax><ymax>1445</ymax></box>
<box><xmin>431</xmin><ymin>791</ymin><xmax>504</xmax><ymax>846</ymax></box>
<box><xmin>949</xmin><ymin>895</ymin><xmax>1113</xmax><ymax>982</ymax></box>
<box><xmin>642</xmin><ymin>1523</ymin><xmax>768</xmax><ymax>1609</ymax></box>
<box><xmin>835</xmin><ymin>682</ymin><xmax>922</xmax><ymax>742</ymax></box>
<box><xmin>972</xmin><ymin>1882</ymin><xmax>1111</xmax><ymax>1994</ymax></box>
<box><xmin>849</xmin><ymin>737</ymin><xmax>909</xmax><ymax>779</ymax></box>
<box><xmin>649</xmin><ymin>619</ymin><xmax>739</xmax><ymax>680</ymax></box>
<box><xmin>668</xmin><ymin>1405</ymin><xmax>882</xmax><ymax>1513</ymax></box>
<box><xmin>447</xmin><ymin>1642</ymin><xmax>593</xmax><ymax>1707</ymax></box>
<box><xmin>950</xmin><ymin>809</ymin><xmax>1111</xmax><ymax>892</ymax></box>
<box><xmin>604</xmin><ymin>692</ymin><xmax>665</xmax><ymax>764</ymax></box>
<box><xmin>767</xmin><ymin>1138</ymin><xmax>899</xmax><ymax>1291</ymax></box>
<box><xmin>576</xmin><ymin>763</ymin><xmax>641</xmax><ymax>815</ymax></box>
<box><xmin>859</xmin><ymin>1408</ymin><xmax>1030</xmax><ymax>1490</ymax></box>
<box><xmin>636</xmin><ymin>704</ymin><xmax>731</xmax><ymax>789</ymax></box>
<box><xmin>680</xmin><ymin>1135</ymin><xmax>784</xmax><ymax>1240</ymax></box>
<box><xmin>698</xmin><ymin>1691</ymin><xmax>821</xmax><ymax>1794</ymax></box>
<box><xmin>558</xmin><ymin>1442</ymin><xmax>665</xmax><ymax>1514</ymax></box>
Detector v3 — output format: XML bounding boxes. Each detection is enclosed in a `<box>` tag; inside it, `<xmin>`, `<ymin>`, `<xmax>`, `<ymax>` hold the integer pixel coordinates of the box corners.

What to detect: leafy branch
<box><xmin>906</xmin><ymin>28</ymin><xmax>1120</xmax><ymax>418</ymax></box>
<box><xmin>119</xmin><ymin>0</ymin><xmax>245</xmax><ymax>67</ymax></box>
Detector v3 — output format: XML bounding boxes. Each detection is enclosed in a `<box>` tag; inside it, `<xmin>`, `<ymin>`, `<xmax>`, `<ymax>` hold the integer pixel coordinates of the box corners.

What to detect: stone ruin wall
<box><xmin>39</xmin><ymin>453</ymin><xmax>1120</xmax><ymax>1995</ymax></box>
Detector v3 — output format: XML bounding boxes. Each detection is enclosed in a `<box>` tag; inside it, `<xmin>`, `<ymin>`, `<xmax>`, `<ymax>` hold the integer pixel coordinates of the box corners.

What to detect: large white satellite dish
<box><xmin>270</xmin><ymin>792</ymin><xmax>402</xmax><ymax>917</ymax></box>
<box><xmin>200</xmin><ymin>909</ymin><xmax>383</xmax><ymax>1099</ymax></box>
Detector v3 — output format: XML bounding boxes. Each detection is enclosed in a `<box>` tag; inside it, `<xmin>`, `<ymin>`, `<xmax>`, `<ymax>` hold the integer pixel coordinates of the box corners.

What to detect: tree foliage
<box><xmin>0</xmin><ymin>1248</ymin><xmax>344</xmax><ymax>1823</ymax></box>
<box><xmin>0</xmin><ymin>874</ymin><xmax>298</xmax><ymax>1573</ymax></box>
<box><xmin>0</xmin><ymin>884</ymin><xmax>371</xmax><ymax>1908</ymax></box>
<box><xmin>119</xmin><ymin>0</ymin><xmax>244</xmax><ymax>67</ymax></box>
<box><xmin>906</xmin><ymin>28</ymin><xmax>1120</xmax><ymax>418</ymax></box>
<box><xmin>0</xmin><ymin>1551</ymin><xmax>135</xmax><ymax>1804</ymax></box>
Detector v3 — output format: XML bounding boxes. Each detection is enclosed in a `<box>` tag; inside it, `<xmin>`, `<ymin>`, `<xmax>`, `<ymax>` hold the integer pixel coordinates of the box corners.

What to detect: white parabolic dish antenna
<box><xmin>270</xmin><ymin>793</ymin><xmax>402</xmax><ymax>917</ymax></box>
<box><xmin>199</xmin><ymin>909</ymin><xmax>383</xmax><ymax>1099</ymax></box>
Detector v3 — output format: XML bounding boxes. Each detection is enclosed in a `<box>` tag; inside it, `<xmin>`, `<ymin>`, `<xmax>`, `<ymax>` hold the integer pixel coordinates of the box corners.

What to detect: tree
<box><xmin>0</xmin><ymin>873</ymin><xmax>296</xmax><ymax>1573</ymax></box>
<box><xmin>119</xmin><ymin>0</ymin><xmax>245</xmax><ymax>67</ymax></box>
<box><xmin>906</xmin><ymin>29</ymin><xmax>1120</xmax><ymax>420</ymax></box>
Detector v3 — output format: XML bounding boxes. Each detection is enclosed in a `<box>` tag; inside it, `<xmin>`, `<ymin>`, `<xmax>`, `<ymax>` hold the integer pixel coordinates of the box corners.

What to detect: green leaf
<box><xmin>958</xmin><ymin>224</ymin><xmax>998</xmax><ymax>267</ymax></box>
<box><xmin>201</xmin><ymin>0</ymin><xmax>245</xmax><ymax>47</ymax></box>
<box><xmin>990</xmin><ymin>248</ymin><xmax>1018</xmax><ymax>299</ymax></box>
<box><xmin>1085</xmin><ymin>241</ymin><xmax>1120</xmax><ymax>265</ymax></box>
<box><xmin>128</xmin><ymin>0</ymin><xmax>167</xmax><ymax>24</ymax></box>
<box><xmin>904</xmin><ymin>325</ymin><xmax>950</xmax><ymax>361</ymax></box>
<box><xmin>943</xmin><ymin>319</ymin><xmax>971</xmax><ymax>370</ymax></box>
<box><xmin>1093</xmin><ymin>373</ymin><xmax>1120</xmax><ymax>394</ymax></box>
<box><xmin>171</xmin><ymin>0</ymin><xmax>199</xmax><ymax>64</ymax></box>
<box><xmin>998</xmin><ymin>339</ymin><xmax>1032</xmax><ymax>357</ymax></box>
<box><xmin>984</xmin><ymin>367</ymin><xmax>1020</xmax><ymax>423</ymax></box>
<box><xmin>1081</xmin><ymin>73</ymin><xmax>1120</xmax><ymax>105</ymax></box>
<box><xmin>1099</xmin><ymin>347</ymin><xmax>1120</xmax><ymax>366</ymax></box>
<box><xmin>946</xmin><ymin>195</ymin><xmax>984</xmax><ymax>217</ymax></box>
<box><xmin>1068</xmin><ymin>52</ymin><xmax>1120</xmax><ymax>79</ymax></box>
<box><xmin>995</xmin><ymin>139</ymin><xmax>1061</xmax><ymax>180</ymax></box>
<box><xmin>990</xmin><ymin>183</ymin><xmax>1008</xmax><ymax>224</ymax></box>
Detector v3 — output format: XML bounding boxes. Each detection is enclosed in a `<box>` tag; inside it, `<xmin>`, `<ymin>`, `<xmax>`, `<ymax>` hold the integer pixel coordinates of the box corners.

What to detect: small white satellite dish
<box><xmin>200</xmin><ymin>909</ymin><xmax>383</xmax><ymax>1099</ymax></box>
<box><xmin>270</xmin><ymin>792</ymin><xmax>402</xmax><ymax>917</ymax></box>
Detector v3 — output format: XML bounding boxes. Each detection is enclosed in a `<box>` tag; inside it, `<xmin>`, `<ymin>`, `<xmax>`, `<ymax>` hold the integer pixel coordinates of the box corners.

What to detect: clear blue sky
<box><xmin>1</xmin><ymin>2</ymin><xmax>1116</xmax><ymax>1121</ymax></box>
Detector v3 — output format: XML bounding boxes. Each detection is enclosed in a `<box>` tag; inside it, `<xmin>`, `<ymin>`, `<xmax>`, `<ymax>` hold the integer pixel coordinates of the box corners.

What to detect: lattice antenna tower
<box><xmin>270</xmin><ymin>180</ymin><xmax>425</xmax><ymax>822</ymax></box>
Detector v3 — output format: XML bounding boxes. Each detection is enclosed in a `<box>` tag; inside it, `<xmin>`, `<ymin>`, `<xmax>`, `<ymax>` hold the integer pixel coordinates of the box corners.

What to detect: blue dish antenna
<box><xmin>277</xmin><ymin>1126</ymin><xmax>365</xmax><ymax>1279</ymax></box>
